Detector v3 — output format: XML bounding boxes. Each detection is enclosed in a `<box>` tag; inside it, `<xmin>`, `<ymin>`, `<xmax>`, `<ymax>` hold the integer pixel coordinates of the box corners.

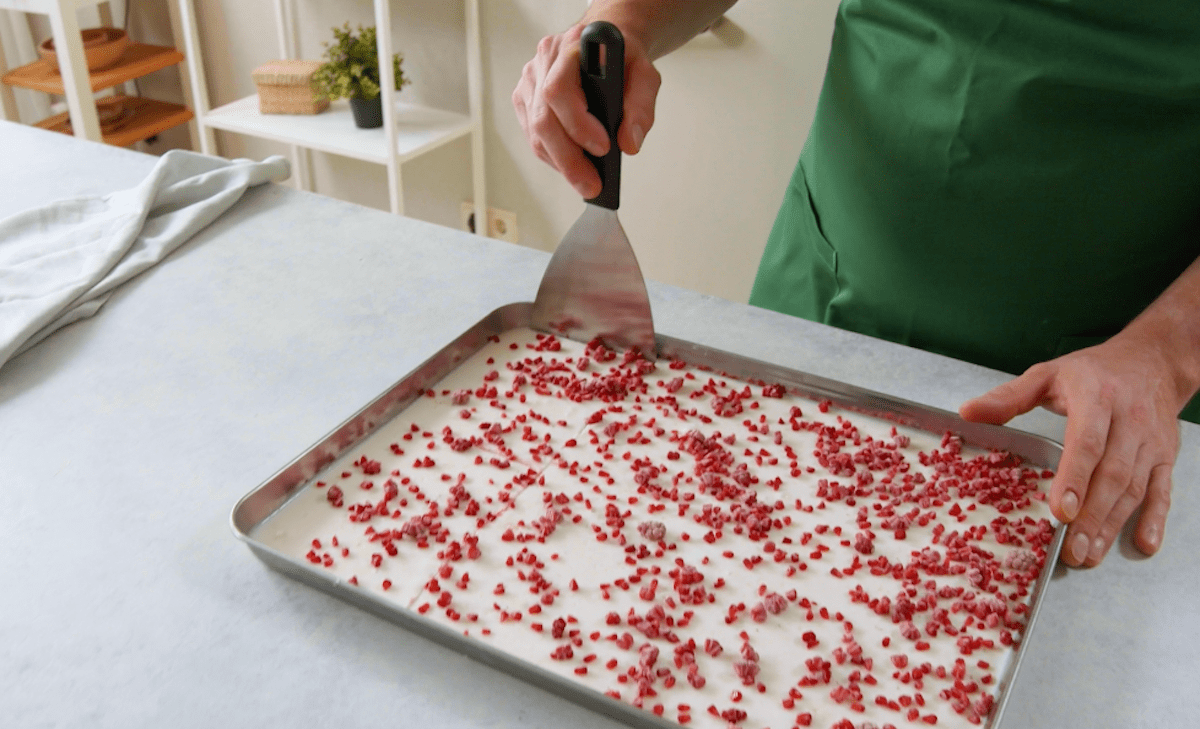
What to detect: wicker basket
<box><xmin>252</xmin><ymin>60</ymin><xmax>329</xmax><ymax>115</ymax></box>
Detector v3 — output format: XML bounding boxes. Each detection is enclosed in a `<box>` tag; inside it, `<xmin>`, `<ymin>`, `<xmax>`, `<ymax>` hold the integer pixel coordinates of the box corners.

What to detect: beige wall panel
<box><xmin>175</xmin><ymin>0</ymin><xmax>841</xmax><ymax>303</ymax></box>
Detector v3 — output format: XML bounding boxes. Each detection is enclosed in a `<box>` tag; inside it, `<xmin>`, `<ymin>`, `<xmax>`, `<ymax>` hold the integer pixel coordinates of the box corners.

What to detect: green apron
<box><xmin>749</xmin><ymin>0</ymin><xmax>1200</xmax><ymax>423</ymax></box>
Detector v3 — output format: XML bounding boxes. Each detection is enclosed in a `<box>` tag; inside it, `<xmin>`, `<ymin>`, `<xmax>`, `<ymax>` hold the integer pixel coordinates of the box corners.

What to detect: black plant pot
<box><xmin>349</xmin><ymin>95</ymin><xmax>383</xmax><ymax>129</ymax></box>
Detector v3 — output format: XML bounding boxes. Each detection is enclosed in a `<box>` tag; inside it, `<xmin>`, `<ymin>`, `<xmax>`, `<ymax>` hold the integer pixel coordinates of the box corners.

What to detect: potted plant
<box><xmin>312</xmin><ymin>23</ymin><xmax>410</xmax><ymax>129</ymax></box>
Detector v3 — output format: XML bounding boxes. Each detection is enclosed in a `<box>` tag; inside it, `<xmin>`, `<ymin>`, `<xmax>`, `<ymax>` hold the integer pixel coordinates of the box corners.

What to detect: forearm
<box><xmin>1122</xmin><ymin>253</ymin><xmax>1200</xmax><ymax>411</ymax></box>
<box><xmin>583</xmin><ymin>0</ymin><xmax>739</xmax><ymax>59</ymax></box>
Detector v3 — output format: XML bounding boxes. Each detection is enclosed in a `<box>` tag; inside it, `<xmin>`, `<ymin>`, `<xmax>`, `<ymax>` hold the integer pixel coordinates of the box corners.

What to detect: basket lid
<box><xmin>251</xmin><ymin>59</ymin><xmax>322</xmax><ymax>85</ymax></box>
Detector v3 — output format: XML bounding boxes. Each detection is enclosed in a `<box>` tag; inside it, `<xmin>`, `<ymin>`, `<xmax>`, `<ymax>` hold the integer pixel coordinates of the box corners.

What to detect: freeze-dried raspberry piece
<box><xmin>638</xmin><ymin>520</ymin><xmax>666</xmax><ymax>542</ymax></box>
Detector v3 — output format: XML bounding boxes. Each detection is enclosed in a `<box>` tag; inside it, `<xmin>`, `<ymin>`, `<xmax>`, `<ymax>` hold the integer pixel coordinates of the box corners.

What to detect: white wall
<box><xmin>168</xmin><ymin>0</ymin><xmax>840</xmax><ymax>304</ymax></box>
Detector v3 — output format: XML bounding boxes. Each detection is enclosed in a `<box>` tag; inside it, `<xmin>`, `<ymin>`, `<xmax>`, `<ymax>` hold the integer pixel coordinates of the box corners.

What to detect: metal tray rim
<box><xmin>232</xmin><ymin>301</ymin><xmax>1066</xmax><ymax>729</ymax></box>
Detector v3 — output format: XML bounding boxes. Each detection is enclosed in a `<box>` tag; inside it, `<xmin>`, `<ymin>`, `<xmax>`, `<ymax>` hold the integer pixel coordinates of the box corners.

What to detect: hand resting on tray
<box><xmin>960</xmin><ymin>256</ymin><xmax>1200</xmax><ymax>568</ymax></box>
<box><xmin>515</xmin><ymin>2</ymin><xmax>1200</xmax><ymax>571</ymax></box>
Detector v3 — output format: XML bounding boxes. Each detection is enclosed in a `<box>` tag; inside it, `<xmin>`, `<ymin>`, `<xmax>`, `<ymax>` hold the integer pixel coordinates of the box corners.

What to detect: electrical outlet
<box><xmin>461</xmin><ymin>203</ymin><xmax>519</xmax><ymax>243</ymax></box>
<box><xmin>488</xmin><ymin>207</ymin><xmax>518</xmax><ymax>242</ymax></box>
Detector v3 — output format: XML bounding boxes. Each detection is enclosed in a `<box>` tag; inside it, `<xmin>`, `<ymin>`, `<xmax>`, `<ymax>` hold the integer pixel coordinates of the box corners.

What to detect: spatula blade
<box><xmin>529</xmin><ymin>21</ymin><xmax>657</xmax><ymax>360</ymax></box>
<box><xmin>531</xmin><ymin>203</ymin><xmax>656</xmax><ymax>359</ymax></box>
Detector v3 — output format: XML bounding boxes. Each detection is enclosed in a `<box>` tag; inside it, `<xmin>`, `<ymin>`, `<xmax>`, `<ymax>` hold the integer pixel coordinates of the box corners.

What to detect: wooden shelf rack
<box><xmin>0</xmin><ymin>0</ymin><xmax>200</xmax><ymax>148</ymax></box>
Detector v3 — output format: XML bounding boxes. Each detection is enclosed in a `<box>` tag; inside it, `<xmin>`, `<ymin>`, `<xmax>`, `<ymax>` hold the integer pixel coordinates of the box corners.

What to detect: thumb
<box><xmin>959</xmin><ymin>364</ymin><xmax>1055</xmax><ymax>425</ymax></box>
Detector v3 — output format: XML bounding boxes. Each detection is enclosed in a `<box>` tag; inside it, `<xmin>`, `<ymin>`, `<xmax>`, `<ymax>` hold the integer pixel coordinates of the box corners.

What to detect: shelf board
<box><xmin>0</xmin><ymin>0</ymin><xmax>111</xmax><ymax>11</ymax></box>
<box><xmin>34</xmin><ymin>95</ymin><xmax>193</xmax><ymax>147</ymax></box>
<box><xmin>201</xmin><ymin>95</ymin><xmax>474</xmax><ymax>164</ymax></box>
<box><xmin>1</xmin><ymin>43</ymin><xmax>184</xmax><ymax>94</ymax></box>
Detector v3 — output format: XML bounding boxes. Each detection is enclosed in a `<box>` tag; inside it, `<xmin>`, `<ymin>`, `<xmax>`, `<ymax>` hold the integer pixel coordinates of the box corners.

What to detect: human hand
<box><xmin>513</xmin><ymin>20</ymin><xmax>661</xmax><ymax>198</ymax></box>
<box><xmin>958</xmin><ymin>334</ymin><xmax>1184</xmax><ymax>568</ymax></box>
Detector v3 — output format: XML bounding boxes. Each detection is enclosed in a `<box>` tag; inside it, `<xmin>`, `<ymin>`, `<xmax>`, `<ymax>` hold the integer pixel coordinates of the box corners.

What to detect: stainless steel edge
<box><xmin>655</xmin><ymin>335</ymin><xmax>1064</xmax><ymax>472</ymax></box>
<box><xmin>232</xmin><ymin>302</ymin><xmax>1067</xmax><ymax>729</ymax></box>
<box><xmin>231</xmin><ymin>302</ymin><xmax>533</xmax><ymax>539</ymax></box>
<box><xmin>244</xmin><ymin>539</ymin><xmax>683</xmax><ymax>729</ymax></box>
<box><xmin>988</xmin><ymin>524</ymin><xmax>1067</xmax><ymax>729</ymax></box>
<box><xmin>531</xmin><ymin>205</ymin><xmax>658</xmax><ymax>360</ymax></box>
<box><xmin>652</xmin><ymin>334</ymin><xmax>1067</xmax><ymax>729</ymax></box>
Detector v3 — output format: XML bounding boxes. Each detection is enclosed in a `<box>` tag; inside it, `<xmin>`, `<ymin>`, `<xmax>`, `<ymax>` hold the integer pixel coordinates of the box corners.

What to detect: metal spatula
<box><xmin>531</xmin><ymin>21</ymin><xmax>657</xmax><ymax>361</ymax></box>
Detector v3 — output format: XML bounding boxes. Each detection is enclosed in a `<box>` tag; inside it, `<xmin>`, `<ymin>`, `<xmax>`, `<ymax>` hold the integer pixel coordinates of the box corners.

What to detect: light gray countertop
<box><xmin>1</xmin><ymin>120</ymin><xmax>1196</xmax><ymax>728</ymax></box>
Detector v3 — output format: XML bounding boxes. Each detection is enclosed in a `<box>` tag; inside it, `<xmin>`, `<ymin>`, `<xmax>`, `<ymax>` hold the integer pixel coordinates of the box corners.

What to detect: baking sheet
<box><xmin>232</xmin><ymin>301</ymin><xmax>1066</xmax><ymax>729</ymax></box>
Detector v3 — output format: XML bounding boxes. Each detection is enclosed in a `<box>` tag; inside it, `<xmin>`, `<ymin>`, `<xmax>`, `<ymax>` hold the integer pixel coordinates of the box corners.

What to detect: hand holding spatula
<box><xmin>530</xmin><ymin>21</ymin><xmax>657</xmax><ymax>361</ymax></box>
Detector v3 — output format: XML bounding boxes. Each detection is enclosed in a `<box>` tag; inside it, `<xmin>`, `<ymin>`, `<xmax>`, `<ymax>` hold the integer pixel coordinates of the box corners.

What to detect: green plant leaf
<box><xmin>311</xmin><ymin>23</ymin><xmax>411</xmax><ymax>101</ymax></box>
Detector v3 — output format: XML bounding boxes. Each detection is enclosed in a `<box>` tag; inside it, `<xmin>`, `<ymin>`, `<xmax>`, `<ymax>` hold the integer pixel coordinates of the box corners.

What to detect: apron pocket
<box><xmin>797</xmin><ymin>163</ymin><xmax>838</xmax><ymax>276</ymax></box>
<box><xmin>750</xmin><ymin>160</ymin><xmax>841</xmax><ymax>322</ymax></box>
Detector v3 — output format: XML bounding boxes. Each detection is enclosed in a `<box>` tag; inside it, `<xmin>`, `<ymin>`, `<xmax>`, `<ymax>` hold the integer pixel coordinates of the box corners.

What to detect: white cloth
<box><xmin>0</xmin><ymin>149</ymin><xmax>290</xmax><ymax>369</ymax></box>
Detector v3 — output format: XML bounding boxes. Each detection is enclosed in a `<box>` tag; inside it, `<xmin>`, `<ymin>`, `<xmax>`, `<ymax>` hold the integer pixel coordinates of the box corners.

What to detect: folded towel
<box><xmin>0</xmin><ymin>149</ymin><xmax>290</xmax><ymax>370</ymax></box>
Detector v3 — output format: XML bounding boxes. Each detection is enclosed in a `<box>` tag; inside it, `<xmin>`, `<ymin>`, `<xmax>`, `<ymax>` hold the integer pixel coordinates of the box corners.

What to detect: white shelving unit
<box><xmin>174</xmin><ymin>0</ymin><xmax>486</xmax><ymax>226</ymax></box>
<box><xmin>202</xmin><ymin>96</ymin><xmax>473</xmax><ymax>165</ymax></box>
<box><xmin>0</xmin><ymin>0</ymin><xmax>200</xmax><ymax>148</ymax></box>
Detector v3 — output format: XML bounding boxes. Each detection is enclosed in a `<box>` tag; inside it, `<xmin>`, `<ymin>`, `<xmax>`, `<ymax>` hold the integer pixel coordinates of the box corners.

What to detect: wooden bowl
<box><xmin>60</xmin><ymin>96</ymin><xmax>135</xmax><ymax>137</ymax></box>
<box><xmin>38</xmin><ymin>27</ymin><xmax>130</xmax><ymax>72</ymax></box>
<box><xmin>96</xmin><ymin>97</ymin><xmax>133</xmax><ymax>133</ymax></box>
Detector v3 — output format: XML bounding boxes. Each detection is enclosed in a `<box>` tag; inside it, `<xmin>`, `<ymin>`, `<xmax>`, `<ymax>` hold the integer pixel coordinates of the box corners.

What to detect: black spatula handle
<box><xmin>580</xmin><ymin>21</ymin><xmax>623</xmax><ymax>210</ymax></box>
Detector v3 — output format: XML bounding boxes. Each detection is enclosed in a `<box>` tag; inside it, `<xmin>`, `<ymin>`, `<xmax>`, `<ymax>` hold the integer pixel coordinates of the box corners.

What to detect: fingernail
<box><xmin>631</xmin><ymin>125</ymin><xmax>644</xmax><ymax>153</ymax></box>
<box><xmin>586</xmin><ymin>140</ymin><xmax>608</xmax><ymax>157</ymax></box>
<box><xmin>1070</xmin><ymin>532</ymin><xmax>1089</xmax><ymax>564</ymax></box>
<box><xmin>1088</xmin><ymin>536</ymin><xmax>1105</xmax><ymax>563</ymax></box>
<box><xmin>1061</xmin><ymin>491</ymin><xmax>1079</xmax><ymax>521</ymax></box>
<box><xmin>1144</xmin><ymin>525</ymin><xmax>1161</xmax><ymax>550</ymax></box>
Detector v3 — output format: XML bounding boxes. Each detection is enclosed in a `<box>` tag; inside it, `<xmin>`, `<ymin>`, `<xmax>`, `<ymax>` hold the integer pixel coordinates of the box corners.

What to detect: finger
<box><xmin>544</xmin><ymin>36</ymin><xmax>609</xmax><ymax>157</ymax></box>
<box><xmin>530</xmin><ymin>139</ymin><xmax>552</xmax><ymax>166</ymax></box>
<box><xmin>618</xmin><ymin>55</ymin><xmax>661</xmax><ymax>155</ymax></box>
<box><xmin>529</xmin><ymin>97</ymin><xmax>602</xmax><ymax>198</ymax></box>
<box><xmin>513</xmin><ymin>77</ymin><xmax>531</xmax><ymax>136</ymax></box>
<box><xmin>516</xmin><ymin>58</ymin><xmax>556</xmax><ymax>167</ymax></box>
<box><xmin>959</xmin><ymin>364</ymin><xmax>1055</xmax><ymax>425</ymax></box>
<box><xmin>1051</xmin><ymin>387</ymin><xmax>1111</xmax><ymax>534</ymax></box>
<box><xmin>516</xmin><ymin>89</ymin><xmax>553</xmax><ymax>166</ymax></box>
<box><xmin>1081</xmin><ymin>458</ymin><xmax>1147</xmax><ymax>567</ymax></box>
<box><xmin>1134</xmin><ymin>463</ymin><xmax>1173</xmax><ymax>555</ymax></box>
<box><xmin>514</xmin><ymin>55</ymin><xmax>535</xmax><ymax>111</ymax></box>
<box><xmin>1070</xmin><ymin>416</ymin><xmax>1145</xmax><ymax>566</ymax></box>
